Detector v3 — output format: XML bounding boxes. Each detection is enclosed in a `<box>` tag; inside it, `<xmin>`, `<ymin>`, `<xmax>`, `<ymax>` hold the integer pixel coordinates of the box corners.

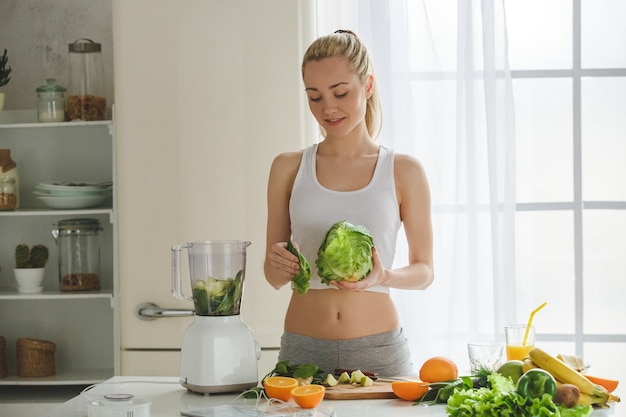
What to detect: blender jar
<box><xmin>52</xmin><ymin>218</ymin><xmax>102</xmax><ymax>291</ymax></box>
<box><xmin>172</xmin><ymin>240</ymin><xmax>251</xmax><ymax>316</ymax></box>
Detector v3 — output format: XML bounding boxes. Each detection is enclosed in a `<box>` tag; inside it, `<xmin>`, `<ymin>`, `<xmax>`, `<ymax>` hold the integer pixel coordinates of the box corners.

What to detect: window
<box><xmin>508</xmin><ymin>0</ymin><xmax>626</xmax><ymax>380</ymax></box>
<box><xmin>314</xmin><ymin>0</ymin><xmax>626</xmax><ymax>381</ymax></box>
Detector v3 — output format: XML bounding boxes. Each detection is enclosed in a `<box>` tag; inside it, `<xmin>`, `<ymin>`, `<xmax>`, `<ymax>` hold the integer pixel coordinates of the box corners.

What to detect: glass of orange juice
<box><xmin>505</xmin><ymin>324</ymin><xmax>535</xmax><ymax>361</ymax></box>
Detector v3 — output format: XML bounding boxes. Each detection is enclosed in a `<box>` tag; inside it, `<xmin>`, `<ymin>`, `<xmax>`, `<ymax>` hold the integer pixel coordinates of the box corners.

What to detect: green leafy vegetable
<box><xmin>316</xmin><ymin>220</ymin><xmax>374</xmax><ymax>284</ymax></box>
<box><xmin>263</xmin><ymin>360</ymin><xmax>326</xmax><ymax>385</ymax></box>
<box><xmin>445</xmin><ymin>372</ymin><xmax>593</xmax><ymax>417</ymax></box>
<box><xmin>242</xmin><ymin>361</ymin><xmax>326</xmax><ymax>399</ymax></box>
<box><xmin>192</xmin><ymin>270</ymin><xmax>243</xmax><ymax>316</ymax></box>
<box><xmin>287</xmin><ymin>238</ymin><xmax>311</xmax><ymax>295</ymax></box>
<box><xmin>418</xmin><ymin>377</ymin><xmax>474</xmax><ymax>404</ymax></box>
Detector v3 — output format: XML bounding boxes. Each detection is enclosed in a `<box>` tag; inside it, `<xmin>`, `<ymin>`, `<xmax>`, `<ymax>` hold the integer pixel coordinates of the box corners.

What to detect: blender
<box><xmin>172</xmin><ymin>240</ymin><xmax>260</xmax><ymax>394</ymax></box>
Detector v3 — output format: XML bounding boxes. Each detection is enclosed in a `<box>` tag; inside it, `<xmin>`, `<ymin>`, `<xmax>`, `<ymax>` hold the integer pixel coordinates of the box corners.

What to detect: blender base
<box><xmin>181</xmin><ymin>379</ymin><xmax>258</xmax><ymax>395</ymax></box>
<box><xmin>179</xmin><ymin>315</ymin><xmax>260</xmax><ymax>394</ymax></box>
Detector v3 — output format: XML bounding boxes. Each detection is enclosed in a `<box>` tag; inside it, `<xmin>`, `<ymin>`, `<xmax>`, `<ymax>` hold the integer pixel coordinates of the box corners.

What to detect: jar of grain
<box><xmin>52</xmin><ymin>218</ymin><xmax>102</xmax><ymax>291</ymax></box>
<box><xmin>0</xmin><ymin>149</ymin><xmax>19</xmax><ymax>208</ymax></box>
<box><xmin>0</xmin><ymin>177</ymin><xmax>17</xmax><ymax>210</ymax></box>
<box><xmin>66</xmin><ymin>39</ymin><xmax>106</xmax><ymax>121</ymax></box>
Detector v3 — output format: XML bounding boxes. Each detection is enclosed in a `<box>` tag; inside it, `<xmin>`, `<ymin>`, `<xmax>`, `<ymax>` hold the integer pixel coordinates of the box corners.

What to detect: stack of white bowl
<box><xmin>34</xmin><ymin>181</ymin><xmax>112</xmax><ymax>209</ymax></box>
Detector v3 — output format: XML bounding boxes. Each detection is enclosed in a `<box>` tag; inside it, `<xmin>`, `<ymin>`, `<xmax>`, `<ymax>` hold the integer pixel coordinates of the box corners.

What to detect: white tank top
<box><xmin>289</xmin><ymin>144</ymin><xmax>401</xmax><ymax>293</ymax></box>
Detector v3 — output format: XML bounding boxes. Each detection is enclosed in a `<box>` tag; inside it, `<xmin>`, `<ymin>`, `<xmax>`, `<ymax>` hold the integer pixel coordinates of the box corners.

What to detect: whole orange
<box><xmin>419</xmin><ymin>356</ymin><xmax>458</xmax><ymax>383</ymax></box>
<box><xmin>263</xmin><ymin>376</ymin><xmax>299</xmax><ymax>402</ymax></box>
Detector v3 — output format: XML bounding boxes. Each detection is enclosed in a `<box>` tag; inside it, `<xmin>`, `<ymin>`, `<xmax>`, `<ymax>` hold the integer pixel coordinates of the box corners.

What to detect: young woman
<box><xmin>264</xmin><ymin>30</ymin><xmax>434</xmax><ymax>376</ymax></box>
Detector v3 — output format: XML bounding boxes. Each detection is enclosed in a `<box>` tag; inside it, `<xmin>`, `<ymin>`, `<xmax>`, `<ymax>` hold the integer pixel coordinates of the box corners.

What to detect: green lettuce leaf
<box><xmin>287</xmin><ymin>238</ymin><xmax>311</xmax><ymax>295</ymax></box>
<box><xmin>446</xmin><ymin>372</ymin><xmax>593</xmax><ymax>417</ymax></box>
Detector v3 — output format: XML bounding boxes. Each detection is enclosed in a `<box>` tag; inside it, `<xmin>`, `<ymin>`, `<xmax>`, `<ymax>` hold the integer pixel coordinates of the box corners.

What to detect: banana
<box><xmin>528</xmin><ymin>347</ymin><xmax>621</xmax><ymax>404</ymax></box>
<box><xmin>561</xmin><ymin>383</ymin><xmax>611</xmax><ymax>406</ymax></box>
<box><xmin>577</xmin><ymin>392</ymin><xmax>616</xmax><ymax>406</ymax></box>
<box><xmin>522</xmin><ymin>358</ymin><xmax>538</xmax><ymax>373</ymax></box>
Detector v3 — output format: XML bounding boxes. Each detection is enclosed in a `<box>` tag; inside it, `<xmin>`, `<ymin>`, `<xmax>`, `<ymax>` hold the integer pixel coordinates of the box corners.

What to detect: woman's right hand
<box><xmin>266</xmin><ymin>241</ymin><xmax>301</xmax><ymax>285</ymax></box>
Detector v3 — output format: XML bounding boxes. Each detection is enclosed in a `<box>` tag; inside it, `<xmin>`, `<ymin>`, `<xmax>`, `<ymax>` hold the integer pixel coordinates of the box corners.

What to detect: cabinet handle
<box><xmin>135</xmin><ymin>302</ymin><xmax>194</xmax><ymax>321</ymax></box>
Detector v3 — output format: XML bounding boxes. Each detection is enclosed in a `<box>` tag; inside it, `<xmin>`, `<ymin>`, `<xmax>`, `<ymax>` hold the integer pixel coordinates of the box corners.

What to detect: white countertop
<box><xmin>42</xmin><ymin>376</ymin><xmax>617</xmax><ymax>417</ymax></box>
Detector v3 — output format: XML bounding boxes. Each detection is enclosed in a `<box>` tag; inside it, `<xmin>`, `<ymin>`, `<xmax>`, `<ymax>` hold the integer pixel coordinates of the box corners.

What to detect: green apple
<box><xmin>497</xmin><ymin>360</ymin><xmax>524</xmax><ymax>383</ymax></box>
<box><xmin>325</xmin><ymin>373</ymin><xmax>339</xmax><ymax>387</ymax></box>
<box><xmin>351</xmin><ymin>369</ymin><xmax>366</xmax><ymax>384</ymax></box>
<box><xmin>338</xmin><ymin>371</ymin><xmax>351</xmax><ymax>383</ymax></box>
<box><xmin>361</xmin><ymin>376</ymin><xmax>374</xmax><ymax>387</ymax></box>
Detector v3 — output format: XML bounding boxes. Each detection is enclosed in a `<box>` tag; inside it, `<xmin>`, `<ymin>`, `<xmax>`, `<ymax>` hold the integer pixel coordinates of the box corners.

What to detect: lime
<box><xmin>497</xmin><ymin>360</ymin><xmax>524</xmax><ymax>383</ymax></box>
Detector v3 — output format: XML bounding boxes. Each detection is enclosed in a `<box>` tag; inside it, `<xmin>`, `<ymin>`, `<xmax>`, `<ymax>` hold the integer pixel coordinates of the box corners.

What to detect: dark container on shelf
<box><xmin>16</xmin><ymin>337</ymin><xmax>56</xmax><ymax>377</ymax></box>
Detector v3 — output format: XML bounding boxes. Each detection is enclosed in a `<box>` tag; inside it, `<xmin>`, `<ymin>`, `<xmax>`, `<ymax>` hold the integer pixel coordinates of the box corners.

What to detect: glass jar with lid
<box><xmin>66</xmin><ymin>39</ymin><xmax>106</xmax><ymax>121</ymax></box>
<box><xmin>36</xmin><ymin>78</ymin><xmax>66</xmax><ymax>123</ymax></box>
<box><xmin>0</xmin><ymin>149</ymin><xmax>19</xmax><ymax>208</ymax></box>
<box><xmin>51</xmin><ymin>218</ymin><xmax>102</xmax><ymax>291</ymax></box>
<box><xmin>0</xmin><ymin>177</ymin><xmax>17</xmax><ymax>211</ymax></box>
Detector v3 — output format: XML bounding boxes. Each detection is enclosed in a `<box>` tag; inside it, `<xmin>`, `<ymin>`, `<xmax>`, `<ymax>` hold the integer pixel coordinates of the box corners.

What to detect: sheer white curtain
<box><xmin>314</xmin><ymin>0</ymin><xmax>517</xmax><ymax>369</ymax></box>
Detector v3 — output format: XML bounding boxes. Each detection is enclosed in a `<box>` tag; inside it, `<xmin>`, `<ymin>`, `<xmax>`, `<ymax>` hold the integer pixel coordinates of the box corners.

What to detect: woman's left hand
<box><xmin>330</xmin><ymin>246</ymin><xmax>388</xmax><ymax>290</ymax></box>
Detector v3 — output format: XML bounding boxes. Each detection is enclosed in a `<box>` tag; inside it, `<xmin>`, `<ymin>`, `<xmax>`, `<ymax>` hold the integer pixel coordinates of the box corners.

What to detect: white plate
<box><xmin>17</xmin><ymin>286</ymin><xmax>43</xmax><ymax>294</ymax></box>
<box><xmin>33</xmin><ymin>188</ymin><xmax>110</xmax><ymax>197</ymax></box>
<box><xmin>37</xmin><ymin>181</ymin><xmax>113</xmax><ymax>192</ymax></box>
<box><xmin>37</xmin><ymin>194</ymin><xmax>108</xmax><ymax>209</ymax></box>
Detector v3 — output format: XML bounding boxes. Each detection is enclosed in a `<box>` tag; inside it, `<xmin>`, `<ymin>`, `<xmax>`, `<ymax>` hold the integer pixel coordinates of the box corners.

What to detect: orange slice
<box><xmin>263</xmin><ymin>376</ymin><xmax>299</xmax><ymax>402</ymax></box>
<box><xmin>391</xmin><ymin>380</ymin><xmax>430</xmax><ymax>401</ymax></box>
<box><xmin>291</xmin><ymin>384</ymin><xmax>326</xmax><ymax>409</ymax></box>
<box><xmin>585</xmin><ymin>375</ymin><xmax>619</xmax><ymax>393</ymax></box>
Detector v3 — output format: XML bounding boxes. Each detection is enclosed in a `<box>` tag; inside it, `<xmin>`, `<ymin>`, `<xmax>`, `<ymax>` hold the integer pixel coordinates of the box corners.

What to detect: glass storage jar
<box><xmin>36</xmin><ymin>79</ymin><xmax>66</xmax><ymax>122</ymax></box>
<box><xmin>66</xmin><ymin>39</ymin><xmax>106</xmax><ymax>121</ymax></box>
<box><xmin>52</xmin><ymin>218</ymin><xmax>102</xmax><ymax>291</ymax></box>
<box><xmin>0</xmin><ymin>149</ymin><xmax>19</xmax><ymax>208</ymax></box>
<box><xmin>0</xmin><ymin>177</ymin><xmax>17</xmax><ymax>211</ymax></box>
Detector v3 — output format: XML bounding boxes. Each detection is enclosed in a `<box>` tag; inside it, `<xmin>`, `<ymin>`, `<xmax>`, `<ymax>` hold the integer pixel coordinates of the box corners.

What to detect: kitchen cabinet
<box><xmin>0</xmin><ymin>110</ymin><xmax>118</xmax><ymax>402</ymax></box>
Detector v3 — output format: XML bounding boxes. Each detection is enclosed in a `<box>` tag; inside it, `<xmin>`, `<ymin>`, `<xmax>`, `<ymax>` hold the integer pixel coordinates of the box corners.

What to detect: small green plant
<box><xmin>15</xmin><ymin>244</ymin><xmax>49</xmax><ymax>268</ymax></box>
<box><xmin>0</xmin><ymin>49</ymin><xmax>11</xmax><ymax>87</ymax></box>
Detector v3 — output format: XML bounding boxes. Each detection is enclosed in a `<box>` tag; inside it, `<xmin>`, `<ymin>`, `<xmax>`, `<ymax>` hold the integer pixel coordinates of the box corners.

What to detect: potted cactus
<box><xmin>14</xmin><ymin>244</ymin><xmax>49</xmax><ymax>293</ymax></box>
<box><xmin>0</xmin><ymin>49</ymin><xmax>11</xmax><ymax>112</ymax></box>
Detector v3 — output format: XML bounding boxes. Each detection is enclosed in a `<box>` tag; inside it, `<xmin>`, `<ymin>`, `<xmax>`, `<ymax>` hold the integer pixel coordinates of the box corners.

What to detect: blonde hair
<box><xmin>302</xmin><ymin>30</ymin><xmax>382</xmax><ymax>139</ymax></box>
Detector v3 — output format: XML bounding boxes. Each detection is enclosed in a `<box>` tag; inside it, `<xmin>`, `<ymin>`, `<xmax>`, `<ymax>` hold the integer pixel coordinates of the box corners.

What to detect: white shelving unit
<box><xmin>0</xmin><ymin>110</ymin><xmax>118</xmax><ymax>401</ymax></box>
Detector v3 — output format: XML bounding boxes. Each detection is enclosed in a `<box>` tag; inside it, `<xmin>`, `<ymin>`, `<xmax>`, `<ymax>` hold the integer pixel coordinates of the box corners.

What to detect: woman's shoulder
<box><xmin>391</xmin><ymin>151</ymin><xmax>426</xmax><ymax>174</ymax></box>
<box><xmin>391</xmin><ymin>151</ymin><xmax>429</xmax><ymax>192</ymax></box>
<box><xmin>271</xmin><ymin>149</ymin><xmax>305</xmax><ymax>170</ymax></box>
<box><xmin>268</xmin><ymin>149</ymin><xmax>307</xmax><ymax>189</ymax></box>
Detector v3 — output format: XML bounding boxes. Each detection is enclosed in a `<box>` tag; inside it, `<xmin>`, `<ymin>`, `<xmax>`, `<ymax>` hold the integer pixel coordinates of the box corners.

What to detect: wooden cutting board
<box><xmin>324</xmin><ymin>380</ymin><xmax>396</xmax><ymax>400</ymax></box>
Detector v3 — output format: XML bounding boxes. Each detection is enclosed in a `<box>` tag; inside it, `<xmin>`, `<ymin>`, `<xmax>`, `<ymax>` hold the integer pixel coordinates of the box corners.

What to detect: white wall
<box><xmin>113</xmin><ymin>0</ymin><xmax>315</xmax><ymax>375</ymax></box>
<box><xmin>0</xmin><ymin>0</ymin><xmax>114</xmax><ymax>111</ymax></box>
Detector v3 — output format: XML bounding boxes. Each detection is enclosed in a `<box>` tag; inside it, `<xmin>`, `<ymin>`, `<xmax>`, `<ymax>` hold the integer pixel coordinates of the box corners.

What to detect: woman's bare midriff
<box><xmin>283</xmin><ymin>289</ymin><xmax>400</xmax><ymax>339</ymax></box>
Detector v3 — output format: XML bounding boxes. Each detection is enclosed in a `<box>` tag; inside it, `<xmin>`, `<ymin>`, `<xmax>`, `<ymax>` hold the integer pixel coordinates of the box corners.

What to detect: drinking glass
<box><xmin>505</xmin><ymin>324</ymin><xmax>535</xmax><ymax>361</ymax></box>
<box><xmin>467</xmin><ymin>341</ymin><xmax>504</xmax><ymax>374</ymax></box>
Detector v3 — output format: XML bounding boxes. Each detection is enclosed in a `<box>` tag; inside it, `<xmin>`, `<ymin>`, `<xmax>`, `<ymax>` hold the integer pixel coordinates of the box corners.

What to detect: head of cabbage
<box><xmin>316</xmin><ymin>220</ymin><xmax>374</xmax><ymax>284</ymax></box>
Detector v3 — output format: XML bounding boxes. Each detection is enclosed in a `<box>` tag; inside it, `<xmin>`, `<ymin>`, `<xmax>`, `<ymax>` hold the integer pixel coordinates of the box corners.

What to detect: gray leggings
<box><xmin>278</xmin><ymin>328</ymin><xmax>415</xmax><ymax>377</ymax></box>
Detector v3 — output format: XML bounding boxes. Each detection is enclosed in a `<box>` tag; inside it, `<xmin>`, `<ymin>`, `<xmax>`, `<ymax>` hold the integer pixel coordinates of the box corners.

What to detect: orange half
<box><xmin>291</xmin><ymin>384</ymin><xmax>326</xmax><ymax>408</ymax></box>
<box><xmin>391</xmin><ymin>380</ymin><xmax>430</xmax><ymax>401</ymax></box>
<box><xmin>263</xmin><ymin>376</ymin><xmax>299</xmax><ymax>402</ymax></box>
